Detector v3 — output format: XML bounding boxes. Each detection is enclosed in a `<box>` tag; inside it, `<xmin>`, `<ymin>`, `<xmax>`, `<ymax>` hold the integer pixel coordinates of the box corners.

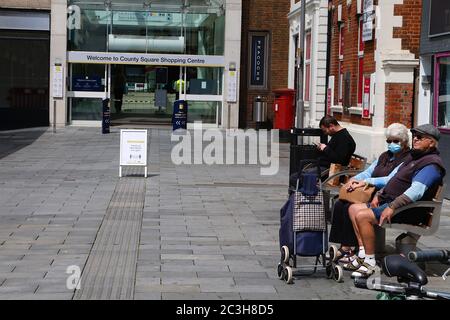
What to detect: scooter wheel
<box><xmin>281</xmin><ymin>246</ymin><xmax>290</xmax><ymax>264</ymax></box>
<box><xmin>277</xmin><ymin>263</ymin><xmax>284</xmax><ymax>279</ymax></box>
<box><xmin>334</xmin><ymin>265</ymin><xmax>344</xmax><ymax>283</ymax></box>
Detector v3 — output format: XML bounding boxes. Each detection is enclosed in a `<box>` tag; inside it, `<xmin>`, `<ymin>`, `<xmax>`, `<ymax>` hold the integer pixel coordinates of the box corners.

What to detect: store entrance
<box><xmin>110</xmin><ymin>64</ymin><xmax>180</xmax><ymax>125</ymax></box>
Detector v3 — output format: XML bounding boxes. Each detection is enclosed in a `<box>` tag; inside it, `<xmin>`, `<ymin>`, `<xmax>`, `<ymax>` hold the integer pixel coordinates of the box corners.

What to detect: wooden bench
<box><xmin>378</xmin><ymin>184</ymin><xmax>445</xmax><ymax>254</ymax></box>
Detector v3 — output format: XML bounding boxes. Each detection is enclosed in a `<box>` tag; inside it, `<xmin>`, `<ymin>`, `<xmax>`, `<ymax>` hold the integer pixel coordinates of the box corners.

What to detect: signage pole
<box><xmin>295</xmin><ymin>0</ymin><xmax>306</xmax><ymax>129</ymax></box>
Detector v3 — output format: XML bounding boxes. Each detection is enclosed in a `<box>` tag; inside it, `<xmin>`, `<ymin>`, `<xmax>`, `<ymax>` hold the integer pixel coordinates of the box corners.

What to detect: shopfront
<box><xmin>419</xmin><ymin>0</ymin><xmax>450</xmax><ymax>198</ymax></box>
<box><xmin>66</xmin><ymin>0</ymin><xmax>227</xmax><ymax>127</ymax></box>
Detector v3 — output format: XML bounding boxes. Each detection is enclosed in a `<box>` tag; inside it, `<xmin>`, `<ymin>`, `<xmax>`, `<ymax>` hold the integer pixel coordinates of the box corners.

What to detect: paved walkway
<box><xmin>0</xmin><ymin>126</ymin><xmax>448</xmax><ymax>300</ymax></box>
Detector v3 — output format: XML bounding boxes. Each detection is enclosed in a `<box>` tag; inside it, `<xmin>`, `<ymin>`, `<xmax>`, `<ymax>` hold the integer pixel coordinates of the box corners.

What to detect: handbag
<box><xmin>338</xmin><ymin>183</ymin><xmax>376</xmax><ymax>204</ymax></box>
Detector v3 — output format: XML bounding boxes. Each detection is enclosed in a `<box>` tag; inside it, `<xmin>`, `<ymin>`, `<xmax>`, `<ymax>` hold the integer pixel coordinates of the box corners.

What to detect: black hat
<box><xmin>410</xmin><ymin>124</ymin><xmax>440</xmax><ymax>141</ymax></box>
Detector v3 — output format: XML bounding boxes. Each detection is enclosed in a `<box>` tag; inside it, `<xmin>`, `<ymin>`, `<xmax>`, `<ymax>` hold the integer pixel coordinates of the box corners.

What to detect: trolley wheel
<box><xmin>329</xmin><ymin>244</ymin><xmax>339</xmax><ymax>262</ymax></box>
<box><xmin>326</xmin><ymin>264</ymin><xmax>333</xmax><ymax>279</ymax></box>
<box><xmin>277</xmin><ymin>263</ymin><xmax>284</xmax><ymax>279</ymax></box>
<box><xmin>334</xmin><ymin>265</ymin><xmax>344</xmax><ymax>283</ymax></box>
<box><xmin>283</xmin><ymin>266</ymin><xmax>294</xmax><ymax>284</ymax></box>
<box><xmin>281</xmin><ymin>246</ymin><xmax>290</xmax><ymax>264</ymax></box>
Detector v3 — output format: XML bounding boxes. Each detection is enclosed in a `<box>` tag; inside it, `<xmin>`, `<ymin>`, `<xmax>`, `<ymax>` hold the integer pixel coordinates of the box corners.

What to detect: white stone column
<box><xmin>49</xmin><ymin>0</ymin><xmax>68</xmax><ymax>128</ymax></box>
<box><xmin>223</xmin><ymin>0</ymin><xmax>241</xmax><ymax>129</ymax></box>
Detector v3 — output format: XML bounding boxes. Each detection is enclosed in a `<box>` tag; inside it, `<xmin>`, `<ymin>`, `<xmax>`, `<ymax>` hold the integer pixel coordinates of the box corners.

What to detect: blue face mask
<box><xmin>388</xmin><ymin>142</ymin><xmax>402</xmax><ymax>154</ymax></box>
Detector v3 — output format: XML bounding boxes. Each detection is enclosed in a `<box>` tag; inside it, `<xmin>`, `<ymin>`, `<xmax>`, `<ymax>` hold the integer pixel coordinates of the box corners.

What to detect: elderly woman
<box><xmin>329</xmin><ymin>123</ymin><xmax>411</xmax><ymax>263</ymax></box>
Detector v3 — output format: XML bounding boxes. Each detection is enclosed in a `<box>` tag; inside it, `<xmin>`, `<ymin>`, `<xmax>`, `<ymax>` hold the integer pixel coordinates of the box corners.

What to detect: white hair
<box><xmin>385</xmin><ymin>123</ymin><xmax>409</xmax><ymax>144</ymax></box>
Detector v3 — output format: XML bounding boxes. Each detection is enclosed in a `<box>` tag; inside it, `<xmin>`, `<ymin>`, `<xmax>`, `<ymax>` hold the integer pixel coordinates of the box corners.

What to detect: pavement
<box><xmin>0</xmin><ymin>126</ymin><xmax>449</xmax><ymax>300</ymax></box>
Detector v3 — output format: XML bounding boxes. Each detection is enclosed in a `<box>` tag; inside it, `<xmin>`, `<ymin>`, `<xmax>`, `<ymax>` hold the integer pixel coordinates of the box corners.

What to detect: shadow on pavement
<box><xmin>0</xmin><ymin>127</ymin><xmax>48</xmax><ymax>160</ymax></box>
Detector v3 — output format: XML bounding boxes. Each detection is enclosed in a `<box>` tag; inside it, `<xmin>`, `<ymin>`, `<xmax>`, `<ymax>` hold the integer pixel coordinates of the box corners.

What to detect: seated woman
<box><xmin>329</xmin><ymin>123</ymin><xmax>411</xmax><ymax>263</ymax></box>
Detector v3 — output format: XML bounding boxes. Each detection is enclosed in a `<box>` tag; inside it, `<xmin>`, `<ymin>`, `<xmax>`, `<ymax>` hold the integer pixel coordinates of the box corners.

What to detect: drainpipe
<box><xmin>325</xmin><ymin>0</ymin><xmax>333</xmax><ymax>116</ymax></box>
<box><xmin>295</xmin><ymin>0</ymin><xmax>306</xmax><ymax>128</ymax></box>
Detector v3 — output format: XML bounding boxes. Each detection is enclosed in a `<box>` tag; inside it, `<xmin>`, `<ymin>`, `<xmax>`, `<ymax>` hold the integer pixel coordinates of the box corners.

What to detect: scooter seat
<box><xmin>382</xmin><ymin>254</ymin><xmax>428</xmax><ymax>286</ymax></box>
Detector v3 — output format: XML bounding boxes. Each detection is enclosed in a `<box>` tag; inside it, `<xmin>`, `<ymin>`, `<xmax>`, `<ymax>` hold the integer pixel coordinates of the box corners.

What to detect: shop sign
<box><xmin>120</xmin><ymin>129</ymin><xmax>148</xmax><ymax>166</ymax></box>
<box><xmin>68</xmin><ymin>51</ymin><xmax>225</xmax><ymax>67</ymax></box>
<box><xmin>52</xmin><ymin>64</ymin><xmax>64</xmax><ymax>99</ymax></box>
<box><xmin>250</xmin><ymin>35</ymin><xmax>266</xmax><ymax>87</ymax></box>
<box><xmin>362</xmin><ymin>0</ymin><xmax>374</xmax><ymax>42</ymax></box>
<box><xmin>327</xmin><ymin>88</ymin><xmax>332</xmax><ymax>115</ymax></box>
<box><xmin>73</xmin><ymin>76</ymin><xmax>103</xmax><ymax>91</ymax></box>
<box><xmin>362</xmin><ymin>76</ymin><xmax>371</xmax><ymax>119</ymax></box>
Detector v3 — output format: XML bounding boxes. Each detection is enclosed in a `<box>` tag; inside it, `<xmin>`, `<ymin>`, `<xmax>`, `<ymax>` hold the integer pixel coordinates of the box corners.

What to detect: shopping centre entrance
<box><xmin>68</xmin><ymin>61</ymin><xmax>223</xmax><ymax>127</ymax></box>
<box><xmin>66</xmin><ymin>0</ymin><xmax>226</xmax><ymax>128</ymax></box>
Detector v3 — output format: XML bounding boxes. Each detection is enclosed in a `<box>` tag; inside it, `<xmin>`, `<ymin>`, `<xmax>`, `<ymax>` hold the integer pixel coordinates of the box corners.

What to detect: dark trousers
<box><xmin>328</xmin><ymin>200</ymin><xmax>358</xmax><ymax>247</ymax></box>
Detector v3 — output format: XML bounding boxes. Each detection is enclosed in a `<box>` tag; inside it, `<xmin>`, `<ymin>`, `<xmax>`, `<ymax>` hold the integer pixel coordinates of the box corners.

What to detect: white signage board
<box><xmin>68</xmin><ymin>51</ymin><xmax>225</xmax><ymax>67</ymax></box>
<box><xmin>120</xmin><ymin>129</ymin><xmax>148</xmax><ymax>177</ymax></box>
<box><xmin>362</xmin><ymin>0</ymin><xmax>374</xmax><ymax>42</ymax></box>
<box><xmin>52</xmin><ymin>65</ymin><xmax>64</xmax><ymax>98</ymax></box>
<box><xmin>227</xmin><ymin>70</ymin><xmax>238</xmax><ymax>103</ymax></box>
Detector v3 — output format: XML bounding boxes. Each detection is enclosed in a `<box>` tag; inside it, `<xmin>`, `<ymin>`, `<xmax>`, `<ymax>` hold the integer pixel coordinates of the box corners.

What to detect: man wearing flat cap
<box><xmin>344</xmin><ymin>124</ymin><xmax>446</xmax><ymax>278</ymax></box>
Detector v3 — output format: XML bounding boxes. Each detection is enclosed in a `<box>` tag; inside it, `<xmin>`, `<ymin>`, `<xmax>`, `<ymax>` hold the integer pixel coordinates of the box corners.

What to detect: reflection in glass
<box><xmin>71</xmin><ymin>64</ymin><xmax>105</xmax><ymax>91</ymax></box>
<box><xmin>72</xmin><ymin>98</ymin><xmax>102</xmax><ymax>120</ymax></box>
<box><xmin>187</xmin><ymin>101</ymin><xmax>219</xmax><ymax>124</ymax></box>
<box><xmin>67</xmin><ymin>2</ymin><xmax>225</xmax><ymax>55</ymax></box>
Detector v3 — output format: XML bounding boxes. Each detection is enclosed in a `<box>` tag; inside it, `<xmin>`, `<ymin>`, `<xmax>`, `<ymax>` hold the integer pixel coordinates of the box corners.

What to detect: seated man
<box><xmin>289</xmin><ymin>116</ymin><xmax>356</xmax><ymax>188</ymax></box>
<box><xmin>345</xmin><ymin>124</ymin><xmax>446</xmax><ymax>278</ymax></box>
<box><xmin>315</xmin><ymin>115</ymin><xmax>356</xmax><ymax>170</ymax></box>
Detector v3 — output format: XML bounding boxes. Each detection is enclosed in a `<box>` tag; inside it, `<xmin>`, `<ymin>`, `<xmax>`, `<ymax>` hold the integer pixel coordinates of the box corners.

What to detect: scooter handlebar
<box><xmin>408</xmin><ymin>250</ymin><xmax>449</xmax><ymax>263</ymax></box>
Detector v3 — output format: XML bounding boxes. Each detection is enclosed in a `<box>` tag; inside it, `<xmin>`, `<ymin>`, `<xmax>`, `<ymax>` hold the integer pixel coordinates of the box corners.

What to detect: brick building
<box><xmin>328</xmin><ymin>0</ymin><xmax>421</xmax><ymax>161</ymax></box>
<box><xmin>239</xmin><ymin>0</ymin><xmax>291</xmax><ymax>128</ymax></box>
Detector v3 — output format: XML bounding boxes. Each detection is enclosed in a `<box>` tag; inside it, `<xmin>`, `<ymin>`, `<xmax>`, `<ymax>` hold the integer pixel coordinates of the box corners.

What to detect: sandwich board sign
<box><xmin>119</xmin><ymin>129</ymin><xmax>148</xmax><ymax>177</ymax></box>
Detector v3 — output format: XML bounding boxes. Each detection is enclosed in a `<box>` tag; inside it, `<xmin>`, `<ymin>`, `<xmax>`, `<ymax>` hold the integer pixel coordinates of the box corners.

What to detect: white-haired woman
<box><xmin>329</xmin><ymin>123</ymin><xmax>411</xmax><ymax>264</ymax></box>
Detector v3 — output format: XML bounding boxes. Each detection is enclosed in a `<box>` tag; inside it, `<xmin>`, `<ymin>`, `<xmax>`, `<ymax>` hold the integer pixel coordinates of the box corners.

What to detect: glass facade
<box><xmin>67</xmin><ymin>0</ymin><xmax>226</xmax><ymax>126</ymax></box>
<box><xmin>68</xmin><ymin>0</ymin><xmax>225</xmax><ymax>55</ymax></box>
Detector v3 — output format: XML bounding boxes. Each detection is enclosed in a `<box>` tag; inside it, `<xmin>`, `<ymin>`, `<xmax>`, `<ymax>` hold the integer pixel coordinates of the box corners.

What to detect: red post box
<box><xmin>273</xmin><ymin>88</ymin><xmax>296</xmax><ymax>130</ymax></box>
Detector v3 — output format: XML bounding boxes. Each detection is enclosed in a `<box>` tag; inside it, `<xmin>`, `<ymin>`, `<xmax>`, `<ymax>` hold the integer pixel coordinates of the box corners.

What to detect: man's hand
<box><xmin>379</xmin><ymin>207</ymin><xmax>394</xmax><ymax>226</ymax></box>
<box><xmin>347</xmin><ymin>180</ymin><xmax>365</xmax><ymax>191</ymax></box>
<box><xmin>370</xmin><ymin>195</ymin><xmax>379</xmax><ymax>208</ymax></box>
<box><xmin>316</xmin><ymin>143</ymin><xmax>326</xmax><ymax>151</ymax></box>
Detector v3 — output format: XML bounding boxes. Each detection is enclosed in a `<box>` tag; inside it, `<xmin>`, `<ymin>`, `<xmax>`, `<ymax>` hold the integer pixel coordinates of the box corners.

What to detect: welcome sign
<box><xmin>68</xmin><ymin>51</ymin><xmax>225</xmax><ymax>67</ymax></box>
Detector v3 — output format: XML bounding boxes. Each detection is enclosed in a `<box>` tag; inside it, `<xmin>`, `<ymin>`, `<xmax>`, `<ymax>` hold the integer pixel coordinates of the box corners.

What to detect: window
<box><xmin>304</xmin><ymin>32</ymin><xmax>311</xmax><ymax>102</ymax></box>
<box><xmin>434</xmin><ymin>55</ymin><xmax>450</xmax><ymax>129</ymax></box>
<box><xmin>338</xmin><ymin>25</ymin><xmax>344</xmax><ymax>105</ymax></box>
<box><xmin>339</xmin><ymin>24</ymin><xmax>344</xmax><ymax>60</ymax></box>
<box><xmin>339</xmin><ymin>64</ymin><xmax>343</xmax><ymax>105</ymax></box>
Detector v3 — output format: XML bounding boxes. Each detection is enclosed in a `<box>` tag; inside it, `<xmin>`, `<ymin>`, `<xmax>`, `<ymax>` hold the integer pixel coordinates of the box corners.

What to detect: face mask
<box><xmin>388</xmin><ymin>143</ymin><xmax>402</xmax><ymax>154</ymax></box>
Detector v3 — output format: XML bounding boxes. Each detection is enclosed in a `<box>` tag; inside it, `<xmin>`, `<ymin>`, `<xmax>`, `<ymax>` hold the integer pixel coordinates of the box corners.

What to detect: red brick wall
<box><xmin>385</xmin><ymin>83</ymin><xmax>414</xmax><ymax>127</ymax></box>
<box><xmin>240</xmin><ymin>0</ymin><xmax>291</xmax><ymax>128</ymax></box>
<box><xmin>329</xmin><ymin>0</ymin><xmax>376</xmax><ymax>126</ymax></box>
<box><xmin>393</xmin><ymin>0</ymin><xmax>422</xmax><ymax>59</ymax></box>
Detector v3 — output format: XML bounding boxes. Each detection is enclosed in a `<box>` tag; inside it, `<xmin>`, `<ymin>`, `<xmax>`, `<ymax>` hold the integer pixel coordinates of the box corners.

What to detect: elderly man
<box><xmin>345</xmin><ymin>124</ymin><xmax>446</xmax><ymax>278</ymax></box>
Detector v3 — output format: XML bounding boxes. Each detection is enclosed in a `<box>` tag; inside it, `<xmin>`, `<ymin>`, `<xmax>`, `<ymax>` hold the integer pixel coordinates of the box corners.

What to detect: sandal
<box><xmin>337</xmin><ymin>250</ymin><xmax>355</xmax><ymax>264</ymax></box>
<box><xmin>343</xmin><ymin>256</ymin><xmax>364</xmax><ymax>271</ymax></box>
<box><xmin>331</xmin><ymin>247</ymin><xmax>354</xmax><ymax>263</ymax></box>
<box><xmin>351</xmin><ymin>262</ymin><xmax>379</xmax><ymax>278</ymax></box>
